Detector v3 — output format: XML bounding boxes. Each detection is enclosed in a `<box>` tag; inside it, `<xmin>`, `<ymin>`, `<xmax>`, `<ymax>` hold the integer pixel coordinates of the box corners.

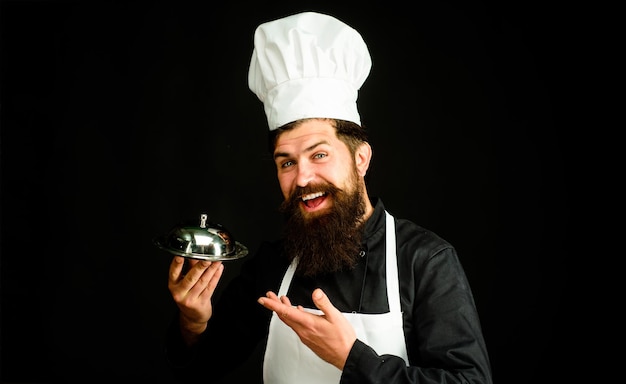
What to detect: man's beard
<box><xmin>278</xmin><ymin>174</ymin><xmax>366</xmax><ymax>277</ymax></box>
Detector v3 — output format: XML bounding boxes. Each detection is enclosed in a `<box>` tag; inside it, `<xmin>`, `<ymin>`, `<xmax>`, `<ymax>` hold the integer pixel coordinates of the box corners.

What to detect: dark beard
<box><xmin>278</xmin><ymin>179</ymin><xmax>366</xmax><ymax>277</ymax></box>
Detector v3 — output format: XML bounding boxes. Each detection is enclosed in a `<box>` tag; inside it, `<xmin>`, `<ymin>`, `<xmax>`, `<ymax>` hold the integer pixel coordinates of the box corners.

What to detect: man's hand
<box><xmin>168</xmin><ymin>256</ymin><xmax>224</xmax><ymax>345</ymax></box>
<box><xmin>258</xmin><ymin>288</ymin><xmax>357</xmax><ymax>370</ymax></box>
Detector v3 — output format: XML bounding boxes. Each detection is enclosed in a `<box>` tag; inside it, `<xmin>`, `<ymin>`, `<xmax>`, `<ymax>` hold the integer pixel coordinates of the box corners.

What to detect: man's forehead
<box><xmin>276</xmin><ymin>121</ymin><xmax>336</xmax><ymax>144</ymax></box>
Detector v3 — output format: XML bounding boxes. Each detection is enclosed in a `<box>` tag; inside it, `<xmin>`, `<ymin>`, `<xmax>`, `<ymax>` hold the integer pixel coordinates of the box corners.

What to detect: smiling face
<box><xmin>273</xmin><ymin>118</ymin><xmax>373</xmax><ymax>221</ymax></box>
<box><xmin>272</xmin><ymin>119</ymin><xmax>374</xmax><ymax>276</ymax></box>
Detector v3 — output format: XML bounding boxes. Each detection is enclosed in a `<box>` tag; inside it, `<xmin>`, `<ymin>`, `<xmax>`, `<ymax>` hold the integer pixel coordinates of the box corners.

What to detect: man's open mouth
<box><xmin>301</xmin><ymin>192</ymin><xmax>327</xmax><ymax>208</ymax></box>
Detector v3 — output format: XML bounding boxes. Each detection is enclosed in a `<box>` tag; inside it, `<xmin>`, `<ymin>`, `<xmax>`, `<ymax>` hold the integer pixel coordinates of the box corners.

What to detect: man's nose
<box><xmin>295</xmin><ymin>163</ymin><xmax>314</xmax><ymax>187</ymax></box>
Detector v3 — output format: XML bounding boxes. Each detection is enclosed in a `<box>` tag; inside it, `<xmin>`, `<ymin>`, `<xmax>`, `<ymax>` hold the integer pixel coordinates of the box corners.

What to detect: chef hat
<box><xmin>248</xmin><ymin>11</ymin><xmax>372</xmax><ymax>130</ymax></box>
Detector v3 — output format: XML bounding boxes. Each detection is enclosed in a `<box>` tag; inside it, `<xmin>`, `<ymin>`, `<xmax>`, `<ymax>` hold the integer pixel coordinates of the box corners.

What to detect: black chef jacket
<box><xmin>165</xmin><ymin>198</ymin><xmax>493</xmax><ymax>384</ymax></box>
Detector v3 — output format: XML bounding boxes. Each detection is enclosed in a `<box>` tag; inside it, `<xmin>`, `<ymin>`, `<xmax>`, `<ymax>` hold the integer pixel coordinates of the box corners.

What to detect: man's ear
<box><xmin>355</xmin><ymin>142</ymin><xmax>372</xmax><ymax>177</ymax></box>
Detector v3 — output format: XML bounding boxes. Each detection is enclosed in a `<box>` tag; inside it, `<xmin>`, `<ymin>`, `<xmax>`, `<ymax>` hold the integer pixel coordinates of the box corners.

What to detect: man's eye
<box><xmin>281</xmin><ymin>160</ymin><xmax>294</xmax><ymax>168</ymax></box>
<box><xmin>313</xmin><ymin>153</ymin><xmax>327</xmax><ymax>159</ymax></box>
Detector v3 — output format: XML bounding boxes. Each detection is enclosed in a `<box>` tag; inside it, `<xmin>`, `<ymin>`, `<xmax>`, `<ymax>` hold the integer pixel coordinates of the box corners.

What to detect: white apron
<box><xmin>263</xmin><ymin>211</ymin><xmax>409</xmax><ymax>383</ymax></box>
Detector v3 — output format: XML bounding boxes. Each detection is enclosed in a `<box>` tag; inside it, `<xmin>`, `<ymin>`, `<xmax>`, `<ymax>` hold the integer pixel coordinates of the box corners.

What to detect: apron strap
<box><xmin>385</xmin><ymin>211</ymin><xmax>401</xmax><ymax>313</ymax></box>
<box><xmin>278</xmin><ymin>258</ymin><xmax>296</xmax><ymax>297</ymax></box>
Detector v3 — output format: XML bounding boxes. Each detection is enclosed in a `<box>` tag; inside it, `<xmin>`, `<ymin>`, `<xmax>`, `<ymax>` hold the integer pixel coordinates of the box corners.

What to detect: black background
<box><xmin>1</xmin><ymin>1</ymin><xmax>578</xmax><ymax>383</ymax></box>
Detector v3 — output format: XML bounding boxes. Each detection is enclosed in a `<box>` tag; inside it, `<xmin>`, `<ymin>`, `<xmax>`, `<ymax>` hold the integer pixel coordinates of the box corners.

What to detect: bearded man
<box><xmin>164</xmin><ymin>11</ymin><xmax>492</xmax><ymax>384</ymax></box>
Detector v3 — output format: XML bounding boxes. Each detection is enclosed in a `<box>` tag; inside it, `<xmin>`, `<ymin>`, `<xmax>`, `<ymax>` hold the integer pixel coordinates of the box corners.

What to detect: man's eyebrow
<box><xmin>273</xmin><ymin>140</ymin><xmax>330</xmax><ymax>160</ymax></box>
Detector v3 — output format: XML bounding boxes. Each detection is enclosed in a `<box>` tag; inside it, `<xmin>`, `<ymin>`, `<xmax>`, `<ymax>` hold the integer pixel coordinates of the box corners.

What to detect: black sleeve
<box><xmin>341</xmin><ymin>234</ymin><xmax>492</xmax><ymax>384</ymax></box>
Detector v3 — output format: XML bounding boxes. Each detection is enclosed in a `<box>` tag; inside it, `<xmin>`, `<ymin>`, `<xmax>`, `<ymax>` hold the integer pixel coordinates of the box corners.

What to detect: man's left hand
<box><xmin>257</xmin><ymin>288</ymin><xmax>356</xmax><ymax>370</ymax></box>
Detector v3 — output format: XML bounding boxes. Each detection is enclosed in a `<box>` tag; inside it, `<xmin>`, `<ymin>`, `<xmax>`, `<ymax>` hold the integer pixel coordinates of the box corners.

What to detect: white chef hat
<box><xmin>248</xmin><ymin>11</ymin><xmax>372</xmax><ymax>131</ymax></box>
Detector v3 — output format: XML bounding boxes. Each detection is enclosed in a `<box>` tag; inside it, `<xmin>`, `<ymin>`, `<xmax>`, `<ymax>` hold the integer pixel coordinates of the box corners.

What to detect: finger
<box><xmin>258</xmin><ymin>291</ymin><xmax>281</xmax><ymax>309</ymax></box>
<box><xmin>187</xmin><ymin>258</ymin><xmax>200</xmax><ymax>267</ymax></box>
<box><xmin>278</xmin><ymin>296</ymin><xmax>295</xmax><ymax>320</ymax></box>
<box><xmin>280</xmin><ymin>295</ymin><xmax>292</xmax><ymax>306</ymax></box>
<box><xmin>183</xmin><ymin>261</ymin><xmax>224</xmax><ymax>303</ymax></box>
<box><xmin>258</xmin><ymin>295</ymin><xmax>317</xmax><ymax>333</ymax></box>
<box><xmin>200</xmin><ymin>262</ymin><xmax>224</xmax><ymax>297</ymax></box>
<box><xmin>265</xmin><ymin>291</ymin><xmax>280</xmax><ymax>301</ymax></box>
<box><xmin>179</xmin><ymin>260</ymin><xmax>213</xmax><ymax>291</ymax></box>
<box><xmin>258</xmin><ymin>292</ymin><xmax>293</xmax><ymax>316</ymax></box>
<box><xmin>169</xmin><ymin>256</ymin><xmax>185</xmax><ymax>283</ymax></box>
<box><xmin>311</xmin><ymin>288</ymin><xmax>341</xmax><ymax>320</ymax></box>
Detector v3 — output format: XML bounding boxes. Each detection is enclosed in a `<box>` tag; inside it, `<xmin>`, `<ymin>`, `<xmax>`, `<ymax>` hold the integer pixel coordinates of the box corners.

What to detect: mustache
<box><xmin>289</xmin><ymin>183</ymin><xmax>341</xmax><ymax>202</ymax></box>
<box><xmin>279</xmin><ymin>183</ymin><xmax>340</xmax><ymax>214</ymax></box>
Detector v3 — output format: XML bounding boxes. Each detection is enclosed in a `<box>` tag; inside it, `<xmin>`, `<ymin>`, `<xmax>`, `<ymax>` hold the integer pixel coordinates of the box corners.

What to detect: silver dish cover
<box><xmin>154</xmin><ymin>214</ymin><xmax>248</xmax><ymax>261</ymax></box>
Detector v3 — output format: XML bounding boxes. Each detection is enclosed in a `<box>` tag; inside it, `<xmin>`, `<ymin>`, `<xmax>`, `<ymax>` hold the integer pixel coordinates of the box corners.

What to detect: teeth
<box><xmin>302</xmin><ymin>192</ymin><xmax>324</xmax><ymax>201</ymax></box>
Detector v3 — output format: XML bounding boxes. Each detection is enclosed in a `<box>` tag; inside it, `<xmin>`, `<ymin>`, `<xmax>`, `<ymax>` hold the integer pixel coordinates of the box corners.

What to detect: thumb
<box><xmin>312</xmin><ymin>288</ymin><xmax>338</xmax><ymax>315</ymax></box>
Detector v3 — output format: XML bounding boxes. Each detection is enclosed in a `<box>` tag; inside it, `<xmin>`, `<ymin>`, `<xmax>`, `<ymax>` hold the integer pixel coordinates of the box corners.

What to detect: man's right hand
<box><xmin>168</xmin><ymin>256</ymin><xmax>224</xmax><ymax>345</ymax></box>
